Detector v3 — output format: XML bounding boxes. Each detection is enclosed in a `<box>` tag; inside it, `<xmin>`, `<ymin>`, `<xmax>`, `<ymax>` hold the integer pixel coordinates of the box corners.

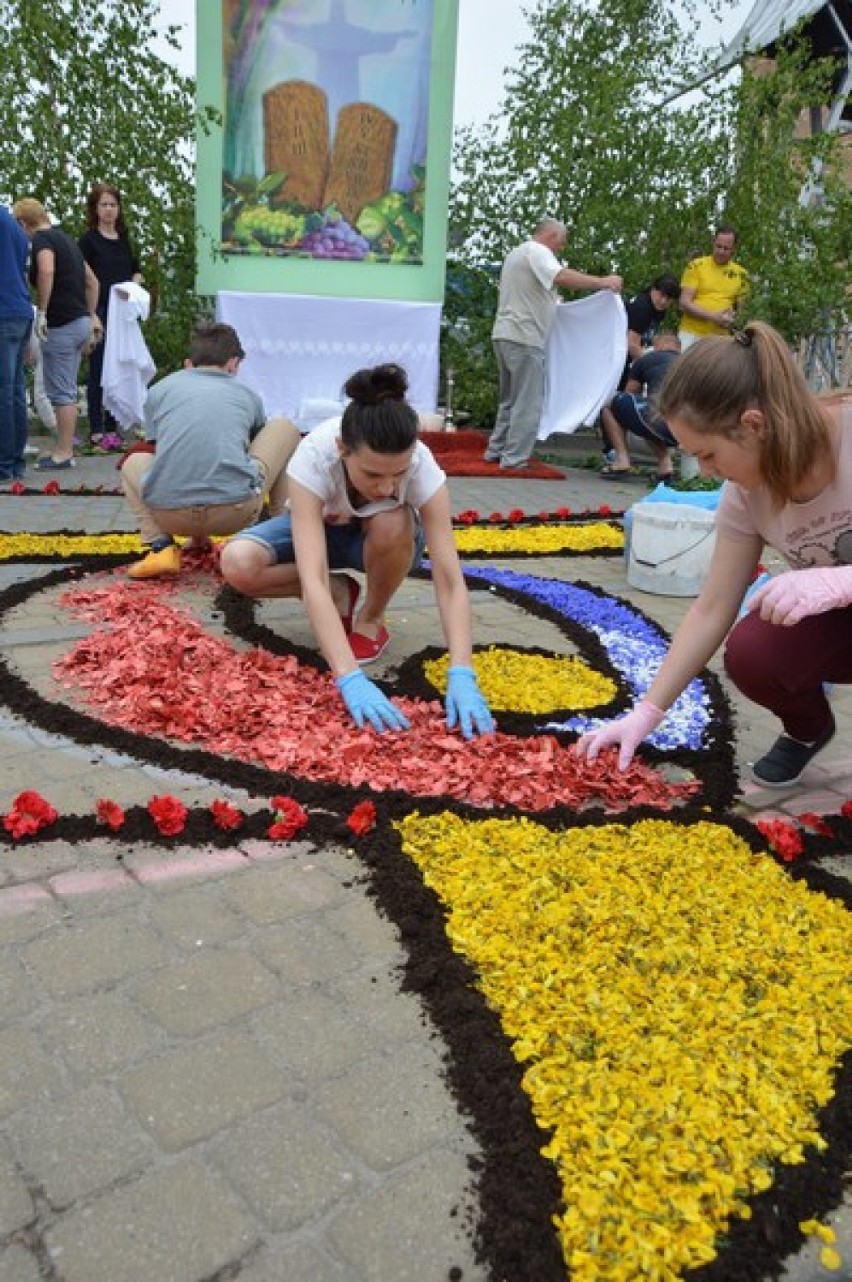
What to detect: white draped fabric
<box><xmin>216</xmin><ymin>292</ymin><xmax>441</xmax><ymax>427</ymax></box>
<box><xmin>539</xmin><ymin>292</ymin><xmax>627</xmax><ymax>438</ymax></box>
<box><xmin>102</xmin><ymin>282</ymin><xmax>156</xmax><ymax>430</ymax></box>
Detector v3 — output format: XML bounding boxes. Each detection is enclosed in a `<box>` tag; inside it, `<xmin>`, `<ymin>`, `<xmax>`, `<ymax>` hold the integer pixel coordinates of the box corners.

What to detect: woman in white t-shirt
<box><xmin>221</xmin><ymin>363</ymin><xmax>494</xmax><ymax>738</ymax></box>
<box><xmin>576</xmin><ymin>321</ymin><xmax>852</xmax><ymax>788</ymax></box>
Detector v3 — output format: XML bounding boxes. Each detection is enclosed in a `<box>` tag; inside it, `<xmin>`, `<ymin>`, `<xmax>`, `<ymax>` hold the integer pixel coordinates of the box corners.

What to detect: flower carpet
<box><xmin>0</xmin><ymin>533</ymin><xmax>849</xmax><ymax>1282</ymax></box>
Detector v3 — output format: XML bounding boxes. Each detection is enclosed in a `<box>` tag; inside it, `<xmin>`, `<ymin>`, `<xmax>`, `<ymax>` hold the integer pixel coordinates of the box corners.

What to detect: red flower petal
<box><xmin>96</xmin><ymin>798</ymin><xmax>125</xmax><ymax>831</ymax></box>
<box><xmin>52</xmin><ymin>583</ymin><xmax>699</xmax><ymax>816</ymax></box>
<box><xmin>346</xmin><ymin>799</ymin><xmax>376</xmax><ymax>836</ymax></box>
<box><xmin>147</xmin><ymin>794</ymin><xmax>188</xmax><ymax>837</ymax></box>
<box><xmin>210</xmin><ymin>799</ymin><xmax>243</xmax><ymax>831</ymax></box>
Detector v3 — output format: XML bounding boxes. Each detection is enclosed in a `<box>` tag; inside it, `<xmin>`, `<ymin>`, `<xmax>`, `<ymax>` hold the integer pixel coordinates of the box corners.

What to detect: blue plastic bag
<box><xmin>624</xmin><ymin>483</ymin><xmax>724</xmax><ymax>562</ymax></box>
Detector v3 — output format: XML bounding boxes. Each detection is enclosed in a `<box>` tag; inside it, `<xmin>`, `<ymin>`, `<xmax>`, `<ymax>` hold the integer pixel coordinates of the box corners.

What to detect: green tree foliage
<box><xmin>0</xmin><ymin>0</ymin><xmax>213</xmax><ymax>372</ymax></box>
<box><xmin>727</xmin><ymin>44</ymin><xmax>852</xmax><ymax>342</ymax></box>
<box><xmin>446</xmin><ymin>0</ymin><xmax>850</xmax><ymax>422</ymax></box>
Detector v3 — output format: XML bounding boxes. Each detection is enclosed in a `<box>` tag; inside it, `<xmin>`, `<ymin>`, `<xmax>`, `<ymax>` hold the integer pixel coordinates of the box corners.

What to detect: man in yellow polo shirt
<box><xmin>678</xmin><ymin>225</ymin><xmax>749</xmax><ymax>349</ymax></box>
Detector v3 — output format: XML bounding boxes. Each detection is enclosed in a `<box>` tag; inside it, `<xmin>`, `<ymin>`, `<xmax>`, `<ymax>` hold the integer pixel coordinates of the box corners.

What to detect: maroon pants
<box><xmin>724</xmin><ymin>604</ymin><xmax>852</xmax><ymax>741</ymax></box>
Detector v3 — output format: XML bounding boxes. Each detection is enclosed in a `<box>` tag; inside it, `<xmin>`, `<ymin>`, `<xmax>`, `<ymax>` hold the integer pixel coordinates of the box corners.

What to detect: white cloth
<box><xmin>539</xmin><ymin>292</ymin><xmax>627</xmax><ymax>438</ymax></box>
<box><xmin>215</xmin><ymin>292</ymin><xmax>441</xmax><ymax>424</ymax></box>
<box><xmin>102</xmin><ymin>282</ymin><xmax>156</xmax><ymax>429</ymax></box>
<box><xmin>287</xmin><ymin>416</ymin><xmax>446</xmax><ymax>520</ymax></box>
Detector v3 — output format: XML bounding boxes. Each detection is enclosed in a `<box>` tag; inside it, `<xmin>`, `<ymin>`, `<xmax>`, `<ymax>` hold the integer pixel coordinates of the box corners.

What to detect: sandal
<box><xmin>600</xmin><ymin>465</ymin><xmax>636</xmax><ymax>479</ymax></box>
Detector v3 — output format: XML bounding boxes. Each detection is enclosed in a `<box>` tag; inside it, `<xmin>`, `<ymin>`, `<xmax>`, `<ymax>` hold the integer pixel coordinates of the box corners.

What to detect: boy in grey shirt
<box><xmin>120</xmin><ymin>322</ymin><xmax>299</xmax><ymax>579</ymax></box>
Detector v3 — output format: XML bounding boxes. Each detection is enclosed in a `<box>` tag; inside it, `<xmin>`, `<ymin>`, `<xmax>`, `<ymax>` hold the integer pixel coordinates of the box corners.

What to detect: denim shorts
<box><xmin>42</xmin><ymin>316</ymin><xmax>90</xmax><ymax>405</ymax></box>
<box><xmin>610</xmin><ymin>391</ymin><xmax>678</xmax><ymax>449</ymax></box>
<box><xmin>236</xmin><ymin>508</ymin><xmax>426</xmax><ymax>573</ymax></box>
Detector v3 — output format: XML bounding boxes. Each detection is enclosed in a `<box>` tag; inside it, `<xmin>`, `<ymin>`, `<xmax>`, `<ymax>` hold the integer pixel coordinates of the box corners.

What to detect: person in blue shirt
<box><xmin>0</xmin><ymin>205</ymin><xmax>34</xmax><ymax>482</ymax></box>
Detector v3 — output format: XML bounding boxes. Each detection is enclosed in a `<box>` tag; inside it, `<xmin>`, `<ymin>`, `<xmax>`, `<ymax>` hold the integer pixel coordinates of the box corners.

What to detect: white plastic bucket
<box><xmin>627</xmin><ymin>502</ymin><xmax>717</xmax><ymax>596</ymax></box>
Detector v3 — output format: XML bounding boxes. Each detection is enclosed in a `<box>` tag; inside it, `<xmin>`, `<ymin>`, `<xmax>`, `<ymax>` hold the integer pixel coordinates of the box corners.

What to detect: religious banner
<box><xmin>197</xmin><ymin>0</ymin><xmax>458</xmax><ymax>302</ymax></box>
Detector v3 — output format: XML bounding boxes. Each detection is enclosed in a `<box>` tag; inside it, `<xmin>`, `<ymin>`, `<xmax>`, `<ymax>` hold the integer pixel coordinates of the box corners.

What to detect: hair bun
<box><xmin>344</xmin><ymin>363</ymin><xmax>408</xmax><ymax>406</ymax></box>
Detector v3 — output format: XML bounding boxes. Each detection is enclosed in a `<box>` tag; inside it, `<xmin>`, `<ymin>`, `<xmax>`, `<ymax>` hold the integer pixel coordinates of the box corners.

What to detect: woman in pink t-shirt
<box><xmin>577</xmin><ymin>321</ymin><xmax>852</xmax><ymax>787</ymax></box>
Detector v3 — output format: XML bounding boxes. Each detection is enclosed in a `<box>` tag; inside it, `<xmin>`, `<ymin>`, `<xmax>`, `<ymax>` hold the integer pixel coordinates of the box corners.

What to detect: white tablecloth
<box><xmin>216</xmin><ymin>292</ymin><xmax>441</xmax><ymax>426</ymax></box>
<box><xmin>539</xmin><ymin>292</ymin><xmax>627</xmax><ymax>437</ymax></box>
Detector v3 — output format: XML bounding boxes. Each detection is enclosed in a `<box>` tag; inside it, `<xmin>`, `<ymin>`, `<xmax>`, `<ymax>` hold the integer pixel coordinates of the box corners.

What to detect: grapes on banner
<box><xmin>298</xmin><ymin>206</ymin><xmax>371</xmax><ymax>260</ymax></box>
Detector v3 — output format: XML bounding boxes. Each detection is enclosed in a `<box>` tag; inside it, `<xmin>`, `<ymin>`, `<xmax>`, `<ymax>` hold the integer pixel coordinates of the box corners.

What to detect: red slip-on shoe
<box><xmin>338</xmin><ymin>573</ymin><xmax>361</xmax><ymax>635</ymax></box>
<box><xmin>349</xmin><ymin>624</ymin><xmax>390</xmax><ymax>664</ymax></box>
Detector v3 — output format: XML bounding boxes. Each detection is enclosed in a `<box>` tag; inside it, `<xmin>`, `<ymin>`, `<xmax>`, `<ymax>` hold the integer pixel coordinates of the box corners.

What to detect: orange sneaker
<box><xmin>128</xmin><ymin>544</ymin><xmax>181</xmax><ymax>580</ymax></box>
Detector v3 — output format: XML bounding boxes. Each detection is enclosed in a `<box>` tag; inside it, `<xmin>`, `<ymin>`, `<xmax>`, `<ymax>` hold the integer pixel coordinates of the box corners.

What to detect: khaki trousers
<box><xmin>121</xmin><ymin>417</ymin><xmax>300</xmax><ymax>545</ymax></box>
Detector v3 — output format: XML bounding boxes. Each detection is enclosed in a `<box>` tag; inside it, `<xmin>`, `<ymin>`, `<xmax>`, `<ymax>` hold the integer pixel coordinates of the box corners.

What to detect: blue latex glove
<box><xmin>337</xmin><ymin>669</ymin><xmax>410</xmax><ymax>734</ymax></box>
<box><xmin>445</xmin><ymin>665</ymin><xmax>495</xmax><ymax>739</ymax></box>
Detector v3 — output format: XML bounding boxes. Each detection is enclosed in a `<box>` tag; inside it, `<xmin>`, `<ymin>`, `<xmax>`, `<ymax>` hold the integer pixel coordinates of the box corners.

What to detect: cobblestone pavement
<box><xmin>0</xmin><ymin>436</ymin><xmax>849</xmax><ymax>1281</ymax></box>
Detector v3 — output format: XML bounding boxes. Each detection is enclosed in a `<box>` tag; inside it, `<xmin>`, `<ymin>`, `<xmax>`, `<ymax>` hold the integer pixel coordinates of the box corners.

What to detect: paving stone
<box><xmin>0</xmin><ymin>1245</ymin><xmax>42</xmax><ymax>1282</ymax></box>
<box><xmin>235</xmin><ymin>1243</ymin><xmax>348</xmax><ymax>1282</ymax></box>
<box><xmin>48</xmin><ymin>865</ymin><xmax>139</xmax><ymax>913</ymax></box>
<box><xmin>328</xmin><ymin>1148</ymin><xmax>486</xmax><ymax>1282</ymax></box>
<box><xmin>324</xmin><ymin>896</ymin><xmax>406</xmax><ymax>961</ymax></box>
<box><xmin>0</xmin><ymin>899</ymin><xmax>62</xmax><ymax>945</ymax></box>
<box><xmin>222</xmin><ymin>861</ymin><xmax>345</xmax><ymax>924</ymax></box>
<box><xmin>21</xmin><ymin>915</ymin><xmax>169</xmax><ymax>996</ymax></box>
<box><xmin>210</xmin><ymin>1102</ymin><xmax>359</xmax><ymax>1230</ymax></box>
<box><xmin>312</xmin><ymin>1043</ymin><xmax>460</xmax><ymax>1171</ymax></box>
<box><xmin>781</xmin><ymin>790</ymin><xmax>847</xmax><ymax>817</ymax></box>
<box><xmin>329</xmin><ymin>967</ymin><xmax>429</xmax><ymax>1047</ymax></box>
<box><xmin>6</xmin><ymin>1085</ymin><xmax>151</xmax><ymax>1206</ymax></box>
<box><xmin>0</xmin><ymin>956</ymin><xmax>39</xmax><ymax>1021</ymax></box>
<box><xmin>252</xmin><ymin>915</ymin><xmax>360</xmax><ymax>987</ymax></box>
<box><xmin>1</xmin><ymin>840</ymin><xmax>96</xmax><ymax>882</ymax></box>
<box><xmin>118</xmin><ymin>1031</ymin><xmax>288</xmax><ymax>1150</ymax></box>
<box><xmin>43</xmin><ymin>1162</ymin><xmax>258</xmax><ymax>1282</ymax></box>
<box><xmin>0</xmin><ymin>1163</ymin><xmax>34</xmax><ymax>1236</ymax></box>
<box><xmin>39</xmin><ymin>989</ymin><xmax>166</xmax><ymax>1076</ymax></box>
<box><xmin>145</xmin><ymin>884</ymin><xmax>244</xmax><ymax>950</ymax></box>
<box><xmin>251</xmin><ymin>988</ymin><xmax>383</xmax><ymax>1081</ymax></box>
<box><xmin>131</xmin><ymin>947</ymin><xmax>281</xmax><ymax>1035</ymax></box>
<box><xmin>0</xmin><ymin>1027</ymin><xmax>63</xmax><ymax>1119</ymax></box>
<box><xmin>127</xmin><ymin>846</ymin><xmax>250</xmax><ymax>887</ymax></box>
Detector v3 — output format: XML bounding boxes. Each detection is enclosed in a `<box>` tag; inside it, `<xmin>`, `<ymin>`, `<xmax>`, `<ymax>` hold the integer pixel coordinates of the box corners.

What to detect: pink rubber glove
<box><xmin>575</xmin><ymin>699</ymin><xmax>665</xmax><ymax>771</ymax></box>
<box><xmin>748</xmin><ymin>567</ymin><xmax>852</xmax><ymax>627</ymax></box>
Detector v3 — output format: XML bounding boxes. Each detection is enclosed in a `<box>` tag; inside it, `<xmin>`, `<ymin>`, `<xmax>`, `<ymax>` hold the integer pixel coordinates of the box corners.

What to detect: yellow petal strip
<box><xmin>397</xmin><ymin>812</ymin><xmax>852</xmax><ymax>1281</ymax></box>
<box><xmin>423</xmin><ymin>647</ymin><xmax>616</xmax><ymax>714</ymax></box>
<box><xmin>452</xmin><ymin>522</ymin><xmax>623</xmax><ymax>556</ymax></box>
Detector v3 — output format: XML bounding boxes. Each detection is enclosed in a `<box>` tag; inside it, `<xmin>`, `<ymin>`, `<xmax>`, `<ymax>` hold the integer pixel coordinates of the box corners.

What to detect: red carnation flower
<box><xmin>43</xmin><ymin>481</ymin><xmax>61</xmax><ymax>496</ymax></box>
<box><xmin>147</xmin><ymin>794</ymin><xmax>188</xmax><ymax>836</ymax></box>
<box><xmin>507</xmin><ymin>508</ymin><xmax>525</xmax><ymax>524</ymax></box>
<box><xmin>96</xmin><ymin>798</ymin><xmax>125</xmax><ymax>831</ymax></box>
<box><xmin>210</xmin><ymin>799</ymin><xmax>243</xmax><ymax>831</ymax></box>
<box><xmin>488</xmin><ymin>511</ymin><xmax>504</xmax><ymax>524</ymax></box>
<box><xmin>3</xmin><ymin>790</ymin><xmax>58</xmax><ymax>839</ymax></box>
<box><xmin>555</xmin><ymin>506</ymin><xmax>572</xmax><ymax>519</ymax></box>
<box><xmin>840</xmin><ymin>800</ymin><xmax>852</xmax><ymax>820</ymax></box>
<box><xmin>455</xmin><ymin>509</ymin><xmax>480</xmax><ymax>525</ymax></box>
<box><xmin>268</xmin><ymin>796</ymin><xmax>308</xmax><ymax>840</ymax></box>
<box><xmin>797</xmin><ymin>811</ymin><xmax>833</xmax><ymax>837</ymax></box>
<box><xmin>346</xmin><ymin>799</ymin><xmax>376</xmax><ymax>837</ymax></box>
<box><xmin>598</xmin><ymin>504</ymin><xmax>613</xmax><ymax>517</ymax></box>
<box><xmin>755</xmin><ymin>818</ymin><xmax>804</xmax><ymax>862</ymax></box>
<box><xmin>9</xmin><ymin>481</ymin><xmax>26</xmax><ymax>496</ymax></box>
